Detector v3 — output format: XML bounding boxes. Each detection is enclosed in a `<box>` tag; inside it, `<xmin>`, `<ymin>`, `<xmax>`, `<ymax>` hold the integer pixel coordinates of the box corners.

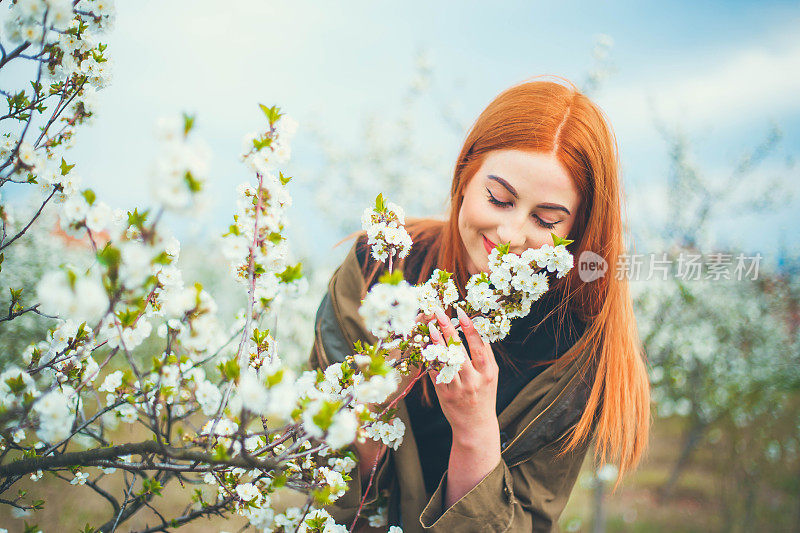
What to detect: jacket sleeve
<box><xmin>418</xmin><ymin>434</ymin><xmax>592</xmax><ymax>533</ymax></box>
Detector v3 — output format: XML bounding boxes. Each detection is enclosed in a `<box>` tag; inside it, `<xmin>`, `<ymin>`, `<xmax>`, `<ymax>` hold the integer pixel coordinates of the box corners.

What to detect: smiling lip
<box><xmin>482</xmin><ymin>235</ymin><xmax>495</xmax><ymax>254</ymax></box>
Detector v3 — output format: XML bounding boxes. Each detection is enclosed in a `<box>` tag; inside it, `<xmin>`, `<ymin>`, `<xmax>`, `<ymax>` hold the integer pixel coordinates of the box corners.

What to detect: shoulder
<box><xmin>354</xmin><ymin>232</ymin><xmax>369</xmax><ymax>270</ymax></box>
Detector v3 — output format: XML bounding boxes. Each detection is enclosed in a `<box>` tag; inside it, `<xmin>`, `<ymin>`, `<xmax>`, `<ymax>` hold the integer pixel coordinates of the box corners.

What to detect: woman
<box><xmin>308</xmin><ymin>76</ymin><xmax>650</xmax><ymax>532</ymax></box>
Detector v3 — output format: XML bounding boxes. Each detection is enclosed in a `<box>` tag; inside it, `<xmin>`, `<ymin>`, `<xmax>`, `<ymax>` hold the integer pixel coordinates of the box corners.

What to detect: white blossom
<box><xmin>70</xmin><ymin>471</ymin><xmax>89</xmax><ymax>485</ymax></box>
<box><xmin>359</xmin><ymin>280</ymin><xmax>419</xmax><ymax>338</ymax></box>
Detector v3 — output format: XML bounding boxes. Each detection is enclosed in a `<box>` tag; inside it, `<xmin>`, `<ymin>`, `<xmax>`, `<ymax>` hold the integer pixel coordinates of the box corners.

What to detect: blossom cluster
<box><xmin>149</xmin><ymin>115</ymin><xmax>212</xmax><ymax>211</ymax></box>
<box><xmin>361</xmin><ymin>194</ymin><xmax>413</xmax><ymax>263</ymax></box>
<box><xmin>421</xmin><ymin>342</ymin><xmax>467</xmax><ymax>385</ymax></box>
<box><xmin>222</xmin><ymin>107</ymin><xmax>305</xmax><ymax>313</ymax></box>
<box><xmin>464</xmin><ymin>243</ymin><xmax>572</xmax><ymax>341</ymax></box>
<box><xmin>359</xmin><ymin>274</ymin><xmax>420</xmax><ymax>339</ymax></box>
<box><xmin>416</xmin><ymin>269</ymin><xmax>459</xmax><ymax>315</ymax></box>
<box><xmin>3</xmin><ymin>0</ymin><xmax>115</xmax><ymax>47</ymax></box>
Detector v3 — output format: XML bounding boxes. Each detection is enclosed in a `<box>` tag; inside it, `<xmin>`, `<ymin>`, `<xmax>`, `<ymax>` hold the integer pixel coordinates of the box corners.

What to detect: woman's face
<box><xmin>458</xmin><ymin>149</ymin><xmax>580</xmax><ymax>275</ymax></box>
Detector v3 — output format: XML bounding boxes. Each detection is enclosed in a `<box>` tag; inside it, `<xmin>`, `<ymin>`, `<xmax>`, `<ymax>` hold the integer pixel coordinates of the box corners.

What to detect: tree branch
<box><xmin>0</xmin><ymin>440</ymin><xmax>279</xmax><ymax>478</ymax></box>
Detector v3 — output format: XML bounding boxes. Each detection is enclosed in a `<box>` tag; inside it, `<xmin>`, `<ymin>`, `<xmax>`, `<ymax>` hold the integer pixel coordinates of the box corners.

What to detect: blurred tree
<box><xmin>631</xmin><ymin>117</ymin><xmax>800</xmax><ymax>530</ymax></box>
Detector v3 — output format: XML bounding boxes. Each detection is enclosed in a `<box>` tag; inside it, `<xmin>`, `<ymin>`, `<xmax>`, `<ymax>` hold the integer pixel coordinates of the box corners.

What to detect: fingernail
<box><xmin>433</xmin><ymin>307</ymin><xmax>445</xmax><ymax>321</ymax></box>
<box><xmin>456</xmin><ymin>306</ymin><xmax>468</xmax><ymax>325</ymax></box>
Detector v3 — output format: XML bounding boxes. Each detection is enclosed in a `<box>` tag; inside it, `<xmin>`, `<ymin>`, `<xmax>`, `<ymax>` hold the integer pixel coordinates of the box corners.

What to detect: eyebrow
<box><xmin>487</xmin><ymin>175</ymin><xmax>572</xmax><ymax>216</ymax></box>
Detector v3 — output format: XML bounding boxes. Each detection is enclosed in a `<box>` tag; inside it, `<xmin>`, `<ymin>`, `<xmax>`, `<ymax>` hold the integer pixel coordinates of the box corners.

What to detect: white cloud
<box><xmin>599</xmin><ymin>24</ymin><xmax>800</xmax><ymax>139</ymax></box>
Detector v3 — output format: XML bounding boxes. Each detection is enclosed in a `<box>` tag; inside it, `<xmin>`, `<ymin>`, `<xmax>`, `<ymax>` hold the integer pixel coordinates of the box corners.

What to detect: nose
<box><xmin>496</xmin><ymin>218</ymin><xmax>527</xmax><ymax>251</ymax></box>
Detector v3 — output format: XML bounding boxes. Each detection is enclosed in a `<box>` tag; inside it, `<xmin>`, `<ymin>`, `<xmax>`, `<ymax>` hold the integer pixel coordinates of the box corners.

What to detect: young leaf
<box><xmin>551</xmin><ymin>232</ymin><xmax>574</xmax><ymax>247</ymax></box>
<box><xmin>378</xmin><ymin>269</ymin><xmax>405</xmax><ymax>285</ymax></box>
<box><xmin>82</xmin><ymin>188</ymin><xmax>96</xmax><ymax>205</ymax></box>
<box><xmin>60</xmin><ymin>158</ymin><xmax>75</xmax><ymax>175</ymax></box>
<box><xmin>182</xmin><ymin>112</ymin><xmax>195</xmax><ymax>136</ymax></box>
<box><xmin>375</xmin><ymin>193</ymin><xmax>386</xmax><ymax>213</ymax></box>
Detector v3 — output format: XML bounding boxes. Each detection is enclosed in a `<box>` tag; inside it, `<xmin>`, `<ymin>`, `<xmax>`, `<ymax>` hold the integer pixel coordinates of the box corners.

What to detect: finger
<box><xmin>433</xmin><ymin>307</ymin><xmax>459</xmax><ymax>344</ymax></box>
<box><xmin>416</xmin><ymin>312</ymin><xmax>434</xmax><ymax>324</ymax></box>
<box><xmin>457</xmin><ymin>354</ymin><xmax>478</xmax><ymax>382</ymax></box>
<box><xmin>428</xmin><ymin>320</ymin><xmax>443</xmax><ymax>344</ymax></box>
<box><xmin>455</xmin><ymin>307</ymin><xmax>491</xmax><ymax>371</ymax></box>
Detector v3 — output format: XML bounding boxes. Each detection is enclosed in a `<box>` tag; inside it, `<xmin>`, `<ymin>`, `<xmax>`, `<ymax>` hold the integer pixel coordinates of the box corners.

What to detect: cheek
<box><xmin>460</xmin><ymin>195</ymin><xmax>491</xmax><ymax>232</ymax></box>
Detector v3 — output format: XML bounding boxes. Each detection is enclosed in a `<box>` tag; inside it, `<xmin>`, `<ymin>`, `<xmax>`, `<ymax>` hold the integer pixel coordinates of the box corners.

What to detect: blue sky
<box><xmin>4</xmin><ymin>0</ymin><xmax>799</xmax><ymax>267</ymax></box>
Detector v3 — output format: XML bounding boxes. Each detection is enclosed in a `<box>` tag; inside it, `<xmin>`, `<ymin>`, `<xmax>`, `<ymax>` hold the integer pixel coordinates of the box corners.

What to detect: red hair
<box><xmin>340</xmin><ymin>75</ymin><xmax>650</xmax><ymax>491</ymax></box>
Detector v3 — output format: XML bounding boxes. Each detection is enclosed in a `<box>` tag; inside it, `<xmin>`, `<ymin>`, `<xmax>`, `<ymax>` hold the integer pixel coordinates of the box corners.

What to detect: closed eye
<box><xmin>486</xmin><ymin>188</ymin><xmax>511</xmax><ymax>208</ymax></box>
<box><xmin>485</xmin><ymin>188</ymin><xmax>560</xmax><ymax>230</ymax></box>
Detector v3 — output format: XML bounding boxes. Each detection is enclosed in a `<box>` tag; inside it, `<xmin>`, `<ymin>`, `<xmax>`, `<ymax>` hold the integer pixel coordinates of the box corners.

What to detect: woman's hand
<box><xmin>428</xmin><ymin>306</ymin><xmax>503</xmax><ymax>508</ymax></box>
<box><xmin>428</xmin><ymin>306</ymin><xmax>500</xmax><ymax>442</ymax></box>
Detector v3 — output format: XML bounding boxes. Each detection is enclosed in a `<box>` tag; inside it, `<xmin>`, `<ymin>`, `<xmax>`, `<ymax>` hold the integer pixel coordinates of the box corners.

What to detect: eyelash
<box><xmin>485</xmin><ymin>188</ymin><xmax>558</xmax><ymax>230</ymax></box>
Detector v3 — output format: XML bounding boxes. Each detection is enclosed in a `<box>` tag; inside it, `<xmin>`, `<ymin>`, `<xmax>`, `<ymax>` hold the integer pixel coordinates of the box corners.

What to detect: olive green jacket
<box><xmin>307</xmin><ymin>242</ymin><xmax>598</xmax><ymax>533</ymax></box>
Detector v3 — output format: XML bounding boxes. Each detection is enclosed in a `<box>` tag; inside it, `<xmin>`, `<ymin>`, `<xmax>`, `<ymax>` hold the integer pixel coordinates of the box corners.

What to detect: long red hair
<box><xmin>339</xmin><ymin>75</ymin><xmax>650</xmax><ymax>491</ymax></box>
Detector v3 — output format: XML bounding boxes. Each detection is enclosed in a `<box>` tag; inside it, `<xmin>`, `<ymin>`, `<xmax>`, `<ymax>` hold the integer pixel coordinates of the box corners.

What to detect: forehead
<box><xmin>475</xmin><ymin>149</ymin><xmax>578</xmax><ymax>206</ymax></box>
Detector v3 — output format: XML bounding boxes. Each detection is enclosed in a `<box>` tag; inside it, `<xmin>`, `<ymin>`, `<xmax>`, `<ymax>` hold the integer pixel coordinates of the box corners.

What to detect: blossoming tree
<box><xmin>0</xmin><ymin>3</ymin><xmax>580</xmax><ymax>532</ymax></box>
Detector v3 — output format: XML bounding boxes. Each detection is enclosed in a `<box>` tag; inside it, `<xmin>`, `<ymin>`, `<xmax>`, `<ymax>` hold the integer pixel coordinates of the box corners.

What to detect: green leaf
<box><xmin>445</xmin><ymin>335</ymin><xmax>462</xmax><ymax>347</ymax></box>
<box><xmin>140</xmin><ymin>477</ymin><xmax>163</xmax><ymax>497</ymax></box>
<box><xmin>211</xmin><ymin>444</ymin><xmax>229</xmax><ymax>461</ymax></box>
<box><xmin>437</xmin><ymin>270</ymin><xmax>453</xmax><ymax>283</ymax></box>
<box><xmin>60</xmin><ymin>157</ymin><xmax>75</xmax><ymax>176</ymax></box>
<box><xmin>251</xmin><ymin>327</ymin><xmax>271</xmax><ymax>347</ymax></box>
<box><xmin>374</xmin><ymin>193</ymin><xmax>386</xmax><ymax>213</ymax></box>
<box><xmin>258</xmin><ymin>104</ymin><xmax>283</xmax><ymax>126</ymax></box>
<box><xmin>182</xmin><ymin>112</ymin><xmax>195</xmax><ymax>136</ymax></box>
<box><xmin>5</xmin><ymin>374</ymin><xmax>26</xmax><ymax>394</ymax></box>
<box><xmin>9</xmin><ymin>287</ymin><xmax>23</xmax><ymax>305</ymax></box>
<box><xmin>311</xmin><ymin>400</ymin><xmax>341</xmax><ymax>432</ymax></box>
<box><xmin>218</xmin><ymin>358</ymin><xmax>240</xmax><ymax>380</ymax></box>
<box><xmin>378</xmin><ymin>269</ymin><xmax>405</xmax><ymax>285</ymax></box>
<box><xmin>152</xmin><ymin>251</ymin><xmax>171</xmax><ymax>265</ymax></box>
<box><xmin>271</xmin><ymin>471</ymin><xmax>287</xmax><ymax>489</ymax></box>
<box><xmin>222</xmin><ymin>224</ymin><xmax>240</xmax><ymax>237</ymax></box>
<box><xmin>116</xmin><ymin>308</ymin><xmax>139</xmax><ymax>329</ymax></box>
<box><xmin>66</xmin><ymin>268</ymin><xmax>78</xmax><ymax>290</ymax></box>
<box><xmin>184</xmin><ymin>171</ymin><xmax>202</xmax><ymax>193</ymax></box>
<box><xmin>278</xmin><ymin>263</ymin><xmax>303</xmax><ymax>283</ymax></box>
<box><xmin>551</xmin><ymin>233</ymin><xmax>574</xmax><ymax>247</ymax></box>
<box><xmin>266</xmin><ymin>369</ymin><xmax>284</xmax><ymax>387</ymax></box>
<box><xmin>127</xmin><ymin>208</ymin><xmax>149</xmax><ymax>229</ymax></box>
<box><xmin>81</xmin><ymin>188</ymin><xmax>96</xmax><ymax>205</ymax></box>
<box><xmin>252</xmin><ymin>134</ymin><xmax>272</xmax><ymax>151</ymax></box>
<box><xmin>278</xmin><ymin>171</ymin><xmax>291</xmax><ymax>185</ymax></box>
<box><xmin>496</xmin><ymin>243</ymin><xmax>510</xmax><ymax>255</ymax></box>
<box><xmin>96</xmin><ymin>244</ymin><xmax>121</xmax><ymax>269</ymax></box>
<box><xmin>312</xmin><ymin>486</ymin><xmax>334</xmax><ymax>506</ymax></box>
